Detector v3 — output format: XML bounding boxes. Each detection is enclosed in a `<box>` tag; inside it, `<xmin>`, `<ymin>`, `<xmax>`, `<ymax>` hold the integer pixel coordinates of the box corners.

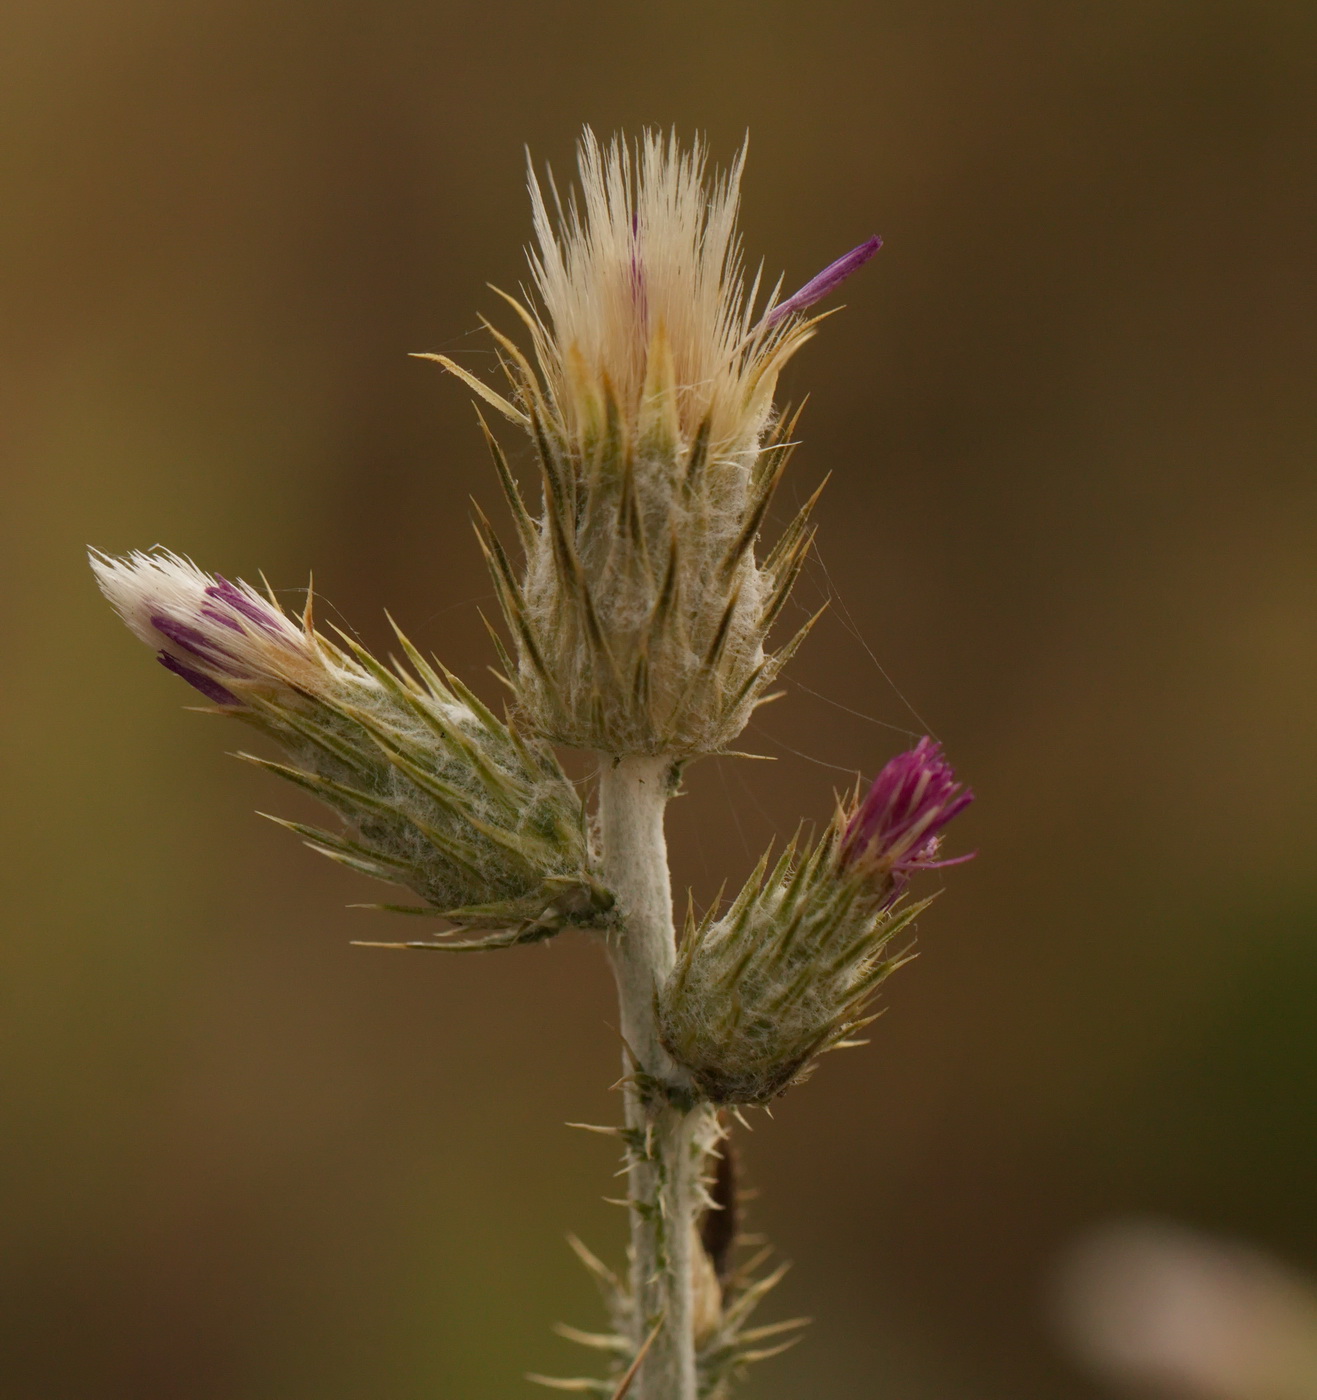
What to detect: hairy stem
<box><xmin>598</xmin><ymin>755</ymin><xmax>707</xmax><ymax>1400</ymax></box>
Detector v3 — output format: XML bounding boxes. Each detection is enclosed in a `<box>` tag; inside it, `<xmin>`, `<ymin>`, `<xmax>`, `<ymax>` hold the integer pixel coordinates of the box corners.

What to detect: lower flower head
<box><xmin>839</xmin><ymin>737</ymin><xmax>974</xmax><ymax>893</ymax></box>
<box><xmin>92</xmin><ymin>547</ymin><xmax>609</xmax><ymax>934</ymax></box>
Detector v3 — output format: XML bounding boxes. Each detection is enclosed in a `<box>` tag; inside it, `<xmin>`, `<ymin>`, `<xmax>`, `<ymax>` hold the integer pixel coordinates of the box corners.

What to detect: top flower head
<box><xmin>424</xmin><ymin>129</ymin><xmax>882</xmax><ymax>757</ymax></box>
<box><xmin>839</xmin><ymin>737</ymin><xmax>975</xmax><ymax>894</ymax></box>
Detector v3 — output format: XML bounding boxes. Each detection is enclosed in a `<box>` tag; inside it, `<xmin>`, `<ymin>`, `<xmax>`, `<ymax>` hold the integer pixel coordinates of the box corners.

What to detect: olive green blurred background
<box><xmin>2</xmin><ymin>2</ymin><xmax>1314</xmax><ymax>1396</ymax></box>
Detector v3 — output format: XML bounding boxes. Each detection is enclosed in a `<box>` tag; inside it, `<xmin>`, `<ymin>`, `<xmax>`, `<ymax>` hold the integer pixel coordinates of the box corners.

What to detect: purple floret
<box><xmin>204</xmin><ymin>578</ymin><xmax>284</xmax><ymax>635</ymax></box>
<box><xmin>157</xmin><ymin>651</ymin><xmax>241</xmax><ymax>706</ymax></box>
<box><xmin>841</xmin><ymin>737</ymin><xmax>974</xmax><ymax>888</ymax></box>
<box><xmin>764</xmin><ymin>236</ymin><xmax>883</xmax><ymax>329</ymax></box>
<box><xmin>150</xmin><ymin>613</ymin><xmax>235</xmax><ymax>665</ymax></box>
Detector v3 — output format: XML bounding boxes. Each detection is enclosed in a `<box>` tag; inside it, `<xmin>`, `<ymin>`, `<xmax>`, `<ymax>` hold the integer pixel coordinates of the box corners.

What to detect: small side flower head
<box><xmin>424</xmin><ymin>129</ymin><xmax>881</xmax><ymax>757</ymax></box>
<box><xmin>659</xmin><ymin>739</ymin><xmax>973</xmax><ymax>1105</ymax></box>
<box><xmin>92</xmin><ymin>548</ymin><xmax>611</xmax><ymax>943</ymax></box>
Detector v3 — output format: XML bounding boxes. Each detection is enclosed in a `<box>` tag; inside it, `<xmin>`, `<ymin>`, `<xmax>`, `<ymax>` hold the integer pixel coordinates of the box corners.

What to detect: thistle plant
<box><xmin>94</xmin><ymin>129</ymin><xmax>973</xmax><ymax>1400</ymax></box>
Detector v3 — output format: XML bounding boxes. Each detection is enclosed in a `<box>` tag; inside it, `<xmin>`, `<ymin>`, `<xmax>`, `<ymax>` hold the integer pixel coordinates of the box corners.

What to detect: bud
<box><xmin>838</xmin><ymin>736</ymin><xmax>976</xmax><ymax>903</ymax></box>
<box><xmin>421</xmin><ymin>128</ymin><xmax>880</xmax><ymax>757</ymax></box>
<box><xmin>92</xmin><ymin>549</ymin><xmax>610</xmax><ymax>942</ymax></box>
<box><xmin>658</xmin><ymin>739</ymin><xmax>972</xmax><ymax>1104</ymax></box>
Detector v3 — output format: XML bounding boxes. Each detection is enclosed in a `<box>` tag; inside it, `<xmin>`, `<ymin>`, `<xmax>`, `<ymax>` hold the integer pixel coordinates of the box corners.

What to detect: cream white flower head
<box><xmin>528</xmin><ymin>130</ymin><xmax>796</xmax><ymax>461</ymax></box>
<box><xmin>427</xmin><ymin>128</ymin><xmax>879</xmax><ymax>468</ymax></box>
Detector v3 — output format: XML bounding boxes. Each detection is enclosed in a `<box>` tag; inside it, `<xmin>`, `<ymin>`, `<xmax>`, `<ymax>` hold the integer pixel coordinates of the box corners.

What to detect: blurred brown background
<box><xmin>2</xmin><ymin>1</ymin><xmax>1314</xmax><ymax>1396</ymax></box>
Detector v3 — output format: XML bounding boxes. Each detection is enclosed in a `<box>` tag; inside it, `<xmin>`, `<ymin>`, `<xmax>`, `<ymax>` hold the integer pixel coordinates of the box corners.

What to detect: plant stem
<box><xmin>597</xmin><ymin>754</ymin><xmax>705</xmax><ymax>1400</ymax></box>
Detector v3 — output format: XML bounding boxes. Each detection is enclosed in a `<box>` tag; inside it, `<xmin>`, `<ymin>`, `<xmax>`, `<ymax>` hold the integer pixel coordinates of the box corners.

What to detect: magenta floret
<box><xmin>840</xmin><ymin>737</ymin><xmax>974</xmax><ymax>893</ymax></box>
<box><xmin>764</xmin><ymin>235</ymin><xmax>883</xmax><ymax>328</ymax></box>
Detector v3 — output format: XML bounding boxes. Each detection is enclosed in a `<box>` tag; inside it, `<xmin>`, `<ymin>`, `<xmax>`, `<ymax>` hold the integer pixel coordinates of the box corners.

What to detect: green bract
<box><xmin>240</xmin><ymin>628</ymin><xmax>613</xmax><ymax>946</ymax></box>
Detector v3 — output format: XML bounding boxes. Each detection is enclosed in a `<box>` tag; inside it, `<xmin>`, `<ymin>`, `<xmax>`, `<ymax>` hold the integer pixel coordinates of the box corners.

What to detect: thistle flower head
<box><xmin>659</xmin><ymin>740</ymin><xmax>973</xmax><ymax>1105</ymax></box>
<box><xmin>92</xmin><ymin>548</ymin><xmax>610</xmax><ymax>940</ymax></box>
<box><xmin>430</xmin><ymin>129</ymin><xmax>881</xmax><ymax>757</ymax></box>
<box><xmin>838</xmin><ymin>737</ymin><xmax>975</xmax><ymax>895</ymax></box>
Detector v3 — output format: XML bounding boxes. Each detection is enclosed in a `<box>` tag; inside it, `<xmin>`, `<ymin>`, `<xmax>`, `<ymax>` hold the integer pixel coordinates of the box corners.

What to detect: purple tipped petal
<box><xmin>150</xmin><ymin>613</ymin><xmax>237</xmax><ymax>666</ymax></box>
<box><xmin>157</xmin><ymin>651</ymin><xmax>241</xmax><ymax>706</ymax></box>
<box><xmin>764</xmin><ymin>235</ymin><xmax>882</xmax><ymax>329</ymax></box>
<box><xmin>841</xmin><ymin>737</ymin><xmax>974</xmax><ymax>888</ymax></box>
<box><xmin>198</xmin><ymin>606</ymin><xmax>244</xmax><ymax>633</ymax></box>
<box><xmin>628</xmin><ymin>213</ymin><xmax>648</xmax><ymax>319</ymax></box>
<box><xmin>205</xmin><ymin>578</ymin><xmax>284</xmax><ymax>634</ymax></box>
